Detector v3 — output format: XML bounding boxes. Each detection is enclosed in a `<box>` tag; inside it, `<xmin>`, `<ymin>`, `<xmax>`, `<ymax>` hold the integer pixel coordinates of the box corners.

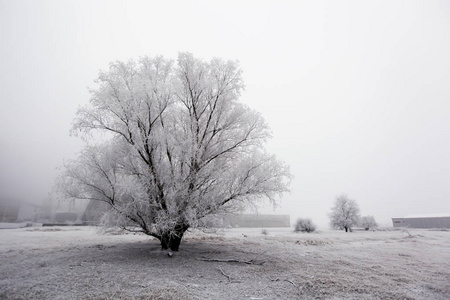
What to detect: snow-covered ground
<box><xmin>0</xmin><ymin>226</ymin><xmax>449</xmax><ymax>299</ymax></box>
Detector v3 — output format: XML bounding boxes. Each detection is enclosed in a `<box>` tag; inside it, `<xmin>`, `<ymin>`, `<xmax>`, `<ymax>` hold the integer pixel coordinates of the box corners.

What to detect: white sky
<box><xmin>1</xmin><ymin>0</ymin><xmax>450</xmax><ymax>227</ymax></box>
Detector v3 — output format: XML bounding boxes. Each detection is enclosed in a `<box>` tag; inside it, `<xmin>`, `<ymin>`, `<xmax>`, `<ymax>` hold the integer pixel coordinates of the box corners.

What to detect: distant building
<box><xmin>0</xmin><ymin>200</ymin><xmax>41</xmax><ymax>223</ymax></box>
<box><xmin>0</xmin><ymin>197</ymin><xmax>88</xmax><ymax>224</ymax></box>
<box><xmin>0</xmin><ymin>200</ymin><xmax>20</xmax><ymax>222</ymax></box>
<box><xmin>392</xmin><ymin>214</ymin><xmax>450</xmax><ymax>229</ymax></box>
<box><xmin>17</xmin><ymin>203</ymin><xmax>40</xmax><ymax>222</ymax></box>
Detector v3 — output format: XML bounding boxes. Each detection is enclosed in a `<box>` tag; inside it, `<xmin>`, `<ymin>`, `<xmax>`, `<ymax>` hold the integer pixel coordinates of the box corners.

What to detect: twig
<box><xmin>218</xmin><ymin>267</ymin><xmax>232</xmax><ymax>283</ymax></box>
<box><xmin>268</xmin><ymin>276</ymin><xmax>296</xmax><ymax>286</ymax></box>
<box><xmin>197</xmin><ymin>257</ymin><xmax>265</xmax><ymax>265</ymax></box>
<box><xmin>285</xmin><ymin>279</ymin><xmax>296</xmax><ymax>286</ymax></box>
<box><xmin>269</xmin><ymin>276</ymin><xmax>279</xmax><ymax>282</ymax></box>
<box><xmin>69</xmin><ymin>263</ymin><xmax>83</xmax><ymax>268</ymax></box>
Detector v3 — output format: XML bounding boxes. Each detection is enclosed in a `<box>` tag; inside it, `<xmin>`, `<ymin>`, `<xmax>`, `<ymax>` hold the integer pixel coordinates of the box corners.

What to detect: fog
<box><xmin>1</xmin><ymin>0</ymin><xmax>450</xmax><ymax>227</ymax></box>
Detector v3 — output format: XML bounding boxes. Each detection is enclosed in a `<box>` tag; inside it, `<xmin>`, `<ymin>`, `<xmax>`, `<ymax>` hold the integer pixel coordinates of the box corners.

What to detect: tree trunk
<box><xmin>344</xmin><ymin>227</ymin><xmax>348</xmax><ymax>232</ymax></box>
<box><xmin>160</xmin><ymin>223</ymin><xmax>189</xmax><ymax>251</ymax></box>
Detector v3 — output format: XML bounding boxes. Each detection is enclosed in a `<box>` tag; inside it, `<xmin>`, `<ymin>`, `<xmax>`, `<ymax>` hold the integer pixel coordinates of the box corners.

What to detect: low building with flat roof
<box><xmin>392</xmin><ymin>214</ymin><xmax>450</xmax><ymax>229</ymax></box>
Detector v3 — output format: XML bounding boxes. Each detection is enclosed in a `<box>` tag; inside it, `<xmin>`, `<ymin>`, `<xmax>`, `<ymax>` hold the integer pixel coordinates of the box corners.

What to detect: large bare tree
<box><xmin>57</xmin><ymin>53</ymin><xmax>291</xmax><ymax>251</ymax></box>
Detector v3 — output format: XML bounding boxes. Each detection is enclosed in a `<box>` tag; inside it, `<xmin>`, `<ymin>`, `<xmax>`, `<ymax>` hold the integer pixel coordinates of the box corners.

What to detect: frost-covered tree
<box><xmin>56</xmin><ymin>53</ymin><xmax>291</xmax><ymax>251</ymax></box>
<box><xmin>360</xmin><ymin>215</ymin><xmax>378</xmax><ymax>230</ymax></box>
<box><xmin>329</xmin><ymin>194</ymin><xmax>360</xmax><ymax>232</ymax></box>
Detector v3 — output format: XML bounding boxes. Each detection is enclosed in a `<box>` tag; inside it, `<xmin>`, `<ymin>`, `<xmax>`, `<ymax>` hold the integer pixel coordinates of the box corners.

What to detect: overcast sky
<box><xmin>1</xmin><ymin>0</ymin><xmax>450</xmax><ymax>227</ymax></box>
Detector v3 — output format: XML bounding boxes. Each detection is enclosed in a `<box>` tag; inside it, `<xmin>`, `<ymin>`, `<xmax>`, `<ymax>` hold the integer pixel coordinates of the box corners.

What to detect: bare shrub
<box><xmin>360</xmin><ymin>215</ymin><xmax>378</xmax><ymax>230</ymax></box>
<box><xmin>294</xmin><ymin>218</ymin><xmax>316</xmax><ymax>233</ymax></box>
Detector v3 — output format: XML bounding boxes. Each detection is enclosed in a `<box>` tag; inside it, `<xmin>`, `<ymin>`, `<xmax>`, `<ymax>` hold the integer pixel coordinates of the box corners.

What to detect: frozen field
<box><xmin>0</xmin><ymin>226</ymin><xmax>449</xmax><ymax>299</ymax></box>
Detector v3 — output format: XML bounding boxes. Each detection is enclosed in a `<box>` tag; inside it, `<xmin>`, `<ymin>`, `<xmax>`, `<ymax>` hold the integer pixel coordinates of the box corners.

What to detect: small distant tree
<box><xmin>294</xmin><ymin>218</ymin><xmax>316</xmax><ymax>233</ymax></box>
<box><xmin>360</xmin><ymin>215</ymin><xmax>378</xmax><ymax>230</ymax></box>
<box><xmin>329</xmin><ymin>194</ymin><xmax>360</xmax><ymax>232</ymax></box>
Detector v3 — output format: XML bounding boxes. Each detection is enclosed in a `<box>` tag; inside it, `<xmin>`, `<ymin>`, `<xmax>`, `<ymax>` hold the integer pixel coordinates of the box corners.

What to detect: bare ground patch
<box><xmin>0</xmin><ymin>227</ymin><xmax>449</xmax><ymax>299</ymax></box>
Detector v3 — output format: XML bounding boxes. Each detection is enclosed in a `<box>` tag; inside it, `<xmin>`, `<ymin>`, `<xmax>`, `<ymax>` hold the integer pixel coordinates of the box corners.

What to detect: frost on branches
<box><xmin>57</xmin><ymin>53</ymin><xmax>291</xmax><ymax>251</ymax></box>
<box><xmin>329</xmin><ymin>194</ymin><xmax>360</xmax><ymax>232</ymax></box>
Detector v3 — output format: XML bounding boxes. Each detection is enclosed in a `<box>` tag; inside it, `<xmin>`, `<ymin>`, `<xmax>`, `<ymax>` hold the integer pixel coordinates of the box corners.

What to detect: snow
<box><xmin>0</xmin><ymin>226</ymin><xmax>449</xmax><ymax>299</ymax></box>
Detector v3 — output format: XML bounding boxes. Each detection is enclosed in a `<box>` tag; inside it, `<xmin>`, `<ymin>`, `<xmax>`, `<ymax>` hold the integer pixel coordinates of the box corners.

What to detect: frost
<box><xmin>55</xmin><ymin>53</ymin><xmax>291</xmax><ymax>251</ymax></box>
